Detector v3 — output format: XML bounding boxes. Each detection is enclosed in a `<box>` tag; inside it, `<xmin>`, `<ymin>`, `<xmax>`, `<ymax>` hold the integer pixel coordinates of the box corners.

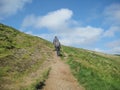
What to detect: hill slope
<box><xmin>0</xmin><ymin>23</ymin><xmax>120</xmax><ymax>90</ymax></box>
<box><xmin>62</xmin><ymin>46</ymin><xmax>120</xmax><ymax>90</ymax></box>
<box><xmin>0</xmin><ymin>23</ymin><xmax>54</xmax><ymax>90</ymax></box>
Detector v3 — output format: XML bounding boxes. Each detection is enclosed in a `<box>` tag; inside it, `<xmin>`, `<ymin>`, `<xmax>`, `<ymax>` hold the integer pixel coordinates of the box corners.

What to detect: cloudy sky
<box><xmin>0</xmin><ymin>0</ymin><xmax>120</xmax><ymax>54</ymax></box>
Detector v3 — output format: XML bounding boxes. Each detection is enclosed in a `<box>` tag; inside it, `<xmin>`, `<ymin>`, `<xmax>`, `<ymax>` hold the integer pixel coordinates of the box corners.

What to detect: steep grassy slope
<box><xmin>62</xmin><ymin>46</ymin><xmax>120</xmax><ymax>90</ymax></box>
<box><xmin>1</xmin><ymin>23</ymin><xmax>120</xmax><ymax>90</ymax></box>
<box><xmin>0</xmin><ymin>23</ymin><xmax>53</xmax><ymax>90</ymax></box>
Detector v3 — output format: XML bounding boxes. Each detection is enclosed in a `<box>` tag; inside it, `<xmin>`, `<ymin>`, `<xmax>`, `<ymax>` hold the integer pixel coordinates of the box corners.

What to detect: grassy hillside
<box><xmin>0</xmin><ymin>23</ymin><xmax>120</xmax><ymax>90</ymax></box>
<box><xmin>62</xmin><ymin>46</ymin><xmax>120</xmax><ymax>90</ymax></box>
<box><xmin>0</xmin><ymin>23</ymin><xmax>53</xmax><ymax>90</ymax></box>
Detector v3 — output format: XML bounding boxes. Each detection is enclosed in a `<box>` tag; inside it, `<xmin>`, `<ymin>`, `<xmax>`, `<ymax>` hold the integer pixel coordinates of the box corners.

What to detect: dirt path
<box><xmin>43</xmin><ymin>53</ymin><xmax>84</xmax><ymax>90</ymax></box>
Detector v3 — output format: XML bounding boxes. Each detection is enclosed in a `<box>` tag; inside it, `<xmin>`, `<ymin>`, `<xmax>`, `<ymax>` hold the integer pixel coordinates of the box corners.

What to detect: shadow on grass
<box><xmin>35</xmin><ymin>80</ymin><xmax>46</xmax><ymax>90</ymax></box>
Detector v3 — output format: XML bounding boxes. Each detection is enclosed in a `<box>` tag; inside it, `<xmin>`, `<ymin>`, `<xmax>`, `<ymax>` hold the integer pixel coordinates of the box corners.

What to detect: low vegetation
<box><xmin>0</xmin><ymin>23</ymin><xmax>120</xmax><ymax>90</ymax></box>
<box><xmin>62</xmin><ymin>46</ymin><xmax>120</xmax><ymax>90</ymax></box>
<box><xmin>0</xmin><ymin>23</ymin><xmax>53</xmax><ymax>90</ymax></box>
<box><xmin>22</xmin><ymin>68</ymin><xmax>51</xmax><ymax>90</ymax></box>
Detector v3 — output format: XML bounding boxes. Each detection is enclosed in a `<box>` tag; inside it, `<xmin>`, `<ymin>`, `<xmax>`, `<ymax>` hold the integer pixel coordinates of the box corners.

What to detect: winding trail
<box><xmin>43</xmin><ymin>52</ymin><xmax>84</xmax><ymax>90</ymax></box>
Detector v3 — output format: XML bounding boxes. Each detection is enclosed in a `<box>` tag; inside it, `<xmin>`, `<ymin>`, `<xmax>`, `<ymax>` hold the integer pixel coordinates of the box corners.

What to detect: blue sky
<box><xmin>0</xmin><ymin>0</ymin><xmax>120</xmax><ymax>54</ymax></box>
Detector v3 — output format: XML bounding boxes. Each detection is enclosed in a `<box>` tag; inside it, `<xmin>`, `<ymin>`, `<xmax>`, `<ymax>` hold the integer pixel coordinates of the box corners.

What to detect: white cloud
<box><xmin>106</xmin><ymin>40</ymin><xmax>120</xmax><ymax>54</ymax></box>
<box><xmin>103</xmin><ymin>3</ymin><xmax>120</xmax><ymax>26</ymax></box>
<box><xmin>94</xmin><ymin>48</ymin><xmax>106</xmax><ymax>53</ymax></box>
<box><xmin>22</xmin><ymin>8</ymin><xmax>104</xmax><ymax>46</ymax></box>
<box><xmin>0</xmin><ymin>0</ymin><xmax>32</xmax><ymax>19</ymax></box>
<box><xmin>107</xmin><ymin>39</ymin><xmax>120</xmax><ymax>48</ymax></box>
<box><xmin>22</xmin><ymin>14</ymin><xmax>36</xmax><ymax>27</ymax></box>
<box><xmin>25</xmin><ymin>31</ymin><xmax>33</xmax><ymax>35</ymax></box>
<box><xmin>22</xmin><ymin>8</ymin><xmax>73</xmax><ymax>31</ymax></box>
<box><xmin>94</xmin><ymin>3</ymin><xmax>120</xmax><ymax>54</ymax></box>
<box><xmin>102</xmin><ymin>3</ymin><xmax>120</xmax><ymax>48</ymax></box>
<box><xmin>111</xmin><ymin>47</ymin><xmax>120</xmax><ymax>54</ymax></box>
<box><xmin>59</xmin><ymin>26</ymin><xmax>103</xmax><ymax>46</ymax></box>
<box><xmin>94</xmin><ymin>47</ymin><xmax>120</xmax><ymax>54</ymax></box>
<box><xmin>36</xmin><ymin>9</ymin><xmax>73</xmax><ymax>30</ymax></box>
<box><xmin>32</xmin><ymin>26</ymin><xmax>103</xmax><ymax>46</ymax></box>
<box><xmin>22</xmin><ymin>8</ymin><xmax>120</xmax><ymax>54</ymax></box>
<box><xmin>103</xmin><ymin>26</ymin><xmax>120</xmax><ymax>37</ymax></box>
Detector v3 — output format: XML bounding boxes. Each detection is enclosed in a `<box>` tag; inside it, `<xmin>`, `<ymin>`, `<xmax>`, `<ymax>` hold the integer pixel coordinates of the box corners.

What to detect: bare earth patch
<box><xmin>43</xmin><ymin>53</ymin><xmax>84</xmax><ymax>90</ymax></box>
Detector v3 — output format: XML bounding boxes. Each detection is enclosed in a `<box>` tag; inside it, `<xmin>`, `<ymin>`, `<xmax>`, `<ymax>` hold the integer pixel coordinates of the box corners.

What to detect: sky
<box><xmin>0</xmin><ymin>0</ymin><xmax>120</xmax><ymax>54</ymax></box>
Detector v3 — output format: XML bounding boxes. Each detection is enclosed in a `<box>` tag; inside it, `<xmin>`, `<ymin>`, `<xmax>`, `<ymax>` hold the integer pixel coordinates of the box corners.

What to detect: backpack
<box><xmin>55</xmin><ymin>41</ymin><xmax>60</xmax><ymax>47</ymax></box>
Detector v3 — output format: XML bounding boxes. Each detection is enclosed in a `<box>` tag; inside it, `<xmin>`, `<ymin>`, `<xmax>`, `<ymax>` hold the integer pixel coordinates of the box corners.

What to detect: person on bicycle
<box><xmin>53</xmin><ymin>36</ymin><xmax>61</xmax><ymax>56</ymax></box>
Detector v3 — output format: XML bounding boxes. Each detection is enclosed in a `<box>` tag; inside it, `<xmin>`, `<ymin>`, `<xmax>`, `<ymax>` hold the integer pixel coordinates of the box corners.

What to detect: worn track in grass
<box><xmin>43</xmin><ymin>52</ymin><xmax>84</xmax><ymax>90</ymax></box>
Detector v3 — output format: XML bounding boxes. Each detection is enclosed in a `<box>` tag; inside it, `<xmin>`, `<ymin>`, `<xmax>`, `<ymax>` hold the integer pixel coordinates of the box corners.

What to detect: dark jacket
<box><xmin>53</xmin><ymin>36</ymin><xmax>61</xmax><ymax>48</ymax></box>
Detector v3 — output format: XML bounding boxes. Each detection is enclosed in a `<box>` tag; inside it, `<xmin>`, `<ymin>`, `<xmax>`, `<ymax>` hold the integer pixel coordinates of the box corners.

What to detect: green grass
<box><xmin>0</xmin><ymin>23</ymin><xmax>53</xmax><ymax>90</ymax></box>
<box><xmin>62</xmin><ymin>46</ymin><xmax>120</xmax><ymax>90</ymax></box>
<box><xmin>21</xmin><ymin>68</ymin><xmax>51</xmax><ymax>90</ymax></box>
<box><xmin>1</xmin><ymin>23</ymin><xmax>120</xmax><ymax>90</ymax></box>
